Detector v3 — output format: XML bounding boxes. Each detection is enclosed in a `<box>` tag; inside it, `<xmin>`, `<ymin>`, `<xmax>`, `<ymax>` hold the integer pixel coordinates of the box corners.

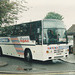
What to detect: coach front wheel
<box><xmin>24</xmin><ymin>50</ymin><xmax>32</xmax><ymax>62</ymax></box>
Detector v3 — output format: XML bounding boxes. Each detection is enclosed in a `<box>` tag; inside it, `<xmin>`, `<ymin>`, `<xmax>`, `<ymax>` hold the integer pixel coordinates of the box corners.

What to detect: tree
<box><xmin>44</xmin><ymin>12</ymin><xmax>64</xmax><ymax>20</ymax></box>
<box><xmin>0</xmin><ymin>0</ymin><xmax>28</xmax><ymax>26</ymax></box>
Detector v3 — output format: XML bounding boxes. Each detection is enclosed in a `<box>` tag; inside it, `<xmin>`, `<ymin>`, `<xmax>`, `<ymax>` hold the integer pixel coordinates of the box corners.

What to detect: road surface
<box><xmin>0</xmin><ymin>55</ymin><xmax>75</xmax><ymax>75</ymax></box>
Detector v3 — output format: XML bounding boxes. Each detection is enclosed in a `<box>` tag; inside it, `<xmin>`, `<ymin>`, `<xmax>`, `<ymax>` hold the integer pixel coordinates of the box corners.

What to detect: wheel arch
<box><xmin>0</xmin><ymin>47</ymin><xmax>3</xmax><ymax>55</ymax></box>
<box><xmin>24</xmin><ymin>48</ymin><xmax>33</xmax><ymax>58</ymax></box>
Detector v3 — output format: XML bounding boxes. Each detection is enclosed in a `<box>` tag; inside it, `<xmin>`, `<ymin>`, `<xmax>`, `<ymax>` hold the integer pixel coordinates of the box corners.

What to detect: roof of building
<box><xmin>67</xmin><ymin>24</ymin><xmax>75</xmax><ymax>35</ymax></box>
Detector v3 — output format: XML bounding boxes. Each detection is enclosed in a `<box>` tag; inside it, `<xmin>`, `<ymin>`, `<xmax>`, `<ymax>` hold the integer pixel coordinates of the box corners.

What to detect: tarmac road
<box><xmin>0</xmin><ymin>55</ymin><xmax>75</xmax><ymax>75</ymax></box>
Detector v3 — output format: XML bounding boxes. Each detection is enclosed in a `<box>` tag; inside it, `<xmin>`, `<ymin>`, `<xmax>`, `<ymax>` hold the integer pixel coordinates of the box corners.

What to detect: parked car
<box><xmin>68</xmin><ymin>40</ymin><xmax>73</xmax><ymax>53</ymax></box>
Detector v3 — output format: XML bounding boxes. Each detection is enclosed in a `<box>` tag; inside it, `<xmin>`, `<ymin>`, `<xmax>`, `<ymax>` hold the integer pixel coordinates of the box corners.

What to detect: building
<box><xmin>67</xmin><ymin>24</ymin><xmax>75</xmax><ymax>53</ymax></box>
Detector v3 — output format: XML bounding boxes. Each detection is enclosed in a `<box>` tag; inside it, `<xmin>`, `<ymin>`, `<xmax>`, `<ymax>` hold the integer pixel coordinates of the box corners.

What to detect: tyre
<box><xmin>0</xmin><ymin>47</ymin><xmax>3</xmax><ymax>56</ymax></box>
<box><xmin>24</xmin><ymin>50</ymin><xmax>32</xmax><ymax>62</ymax></box>
<box><xmin>69</xmin><ymin>46</ymin><xmax>73</xmax><ymax>54</ymax></box>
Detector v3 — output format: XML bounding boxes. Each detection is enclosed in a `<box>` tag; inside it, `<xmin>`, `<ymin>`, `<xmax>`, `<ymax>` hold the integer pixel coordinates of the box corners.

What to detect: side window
<box><xmin>10</xmin><ymin>26</ymin><xmax>14</xmax><ymax>36</ymax></box>
<box><xmin>0</xmin><ymin>30</ymin><xmax>2</xmax><ymax>36</ymax></box>
<box><xmin>16</xmin><ymin>25</ymin><xmax>20</xmax><ymax>36</ymax></box>
<box><xmin>2</xmin><ymin>28</ymin><xmax>7</xmax><ymax>36</ymax></box>
<box><xmin>22</xmin><ymin>23</ymin><xmax>29</xmax><ymax>36</ymax></box>
<box><xmin>29</xmin><ymin>22</ymin><xmax>42</xmax><ymax>45</ymax></box>
<box><xmin>0</xmin><ymin>27</ymin><xmax>8</xmax><ymax>37</ymax></box>
<box><xmin>0</xmin><ymin>28</ymin><xmax>3</xmax><ymax>36</ymax></box>
<box><xmin>11</xmin><ymin>26</ymin><xmax>16</xmax><ymax>36</ymax></box>
<box><xmin>36</xmin><ymin>23</ymin><xmax>42</xmax><ymax>45</ymax></box>
<box><xmin>30</xmin><ymin>23</ymin><xmax>37</xmax><ymax>40</ymax></box>
<box><xmin>6</xmin><ymin>26</ymin><xmax>12</xmax><ymax>36</ymax></box>
<box><xmin>20</xmin><ymin>25</ymin><xmax>23</xmax><ymax>36</ymax></box>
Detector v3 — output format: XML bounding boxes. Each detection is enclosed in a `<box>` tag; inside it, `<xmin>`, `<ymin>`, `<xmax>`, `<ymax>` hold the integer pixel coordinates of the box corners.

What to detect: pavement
<box><xmin>61</xmin><ymin>54</ymin><xmax>75</xmax><ymax>63</ymax></box>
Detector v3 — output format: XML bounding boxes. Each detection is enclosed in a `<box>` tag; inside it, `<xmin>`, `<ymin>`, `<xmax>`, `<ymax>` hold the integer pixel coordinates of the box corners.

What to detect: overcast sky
<box><xmin>17</xmin><ymin>0</ymin><xmax>75</xmax><ymax>29</ymax></box>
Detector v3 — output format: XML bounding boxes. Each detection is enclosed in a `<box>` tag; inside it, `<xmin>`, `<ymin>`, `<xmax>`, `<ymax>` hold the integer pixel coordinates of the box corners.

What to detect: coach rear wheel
<box><xmin>24</xmin><ymin>50</ymin><xmax>32</xmax><ymax>62</ymax></box>
<box><xmin>0</xmin><ymin>47</ymin><xmax>3</xmax><ymax>56</ymax></box>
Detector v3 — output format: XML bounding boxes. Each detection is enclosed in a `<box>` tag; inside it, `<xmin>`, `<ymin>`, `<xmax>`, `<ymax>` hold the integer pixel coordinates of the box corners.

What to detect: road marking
<box><xmin>0</xmin><ymin>71</ymin><xmax>75</xmax><ymax>75</ymax></box>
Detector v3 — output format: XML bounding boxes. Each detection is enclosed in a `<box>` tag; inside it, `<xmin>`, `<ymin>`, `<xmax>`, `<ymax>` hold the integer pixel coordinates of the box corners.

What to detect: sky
<box><xmin>16</xmin><ymin>0</ymin><xmax>75</xmax><ymax>29</ymax></box>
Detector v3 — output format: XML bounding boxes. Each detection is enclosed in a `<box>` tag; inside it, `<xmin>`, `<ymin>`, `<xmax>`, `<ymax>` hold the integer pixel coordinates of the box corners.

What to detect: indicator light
<box><xmin>46</xmin><ymin>51</ymin><xmax>49</xmax><ymax>53</ymax></box>
<box><xmin>68</xmin><ymin>49</ymin><xmax>69</xmax><ymax>51</ymax></box>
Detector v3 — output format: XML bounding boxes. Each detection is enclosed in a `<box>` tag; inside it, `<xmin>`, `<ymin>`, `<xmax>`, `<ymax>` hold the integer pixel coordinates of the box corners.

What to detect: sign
<box><xmin>0</xmin><ymin>38</ymin><xmax>10</xmax><ymax>42</ymax></box>
<box><xmin>20</xmin><ymin>37</ymin><xmax>29</xmax><ymax>43</ymax></box>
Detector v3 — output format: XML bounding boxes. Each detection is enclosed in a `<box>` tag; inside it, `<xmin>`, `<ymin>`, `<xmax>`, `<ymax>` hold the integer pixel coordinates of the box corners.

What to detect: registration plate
<box><xmin>56</xmin><ymin>53</ymin><xmax>61</xmax><ymax>55</ymax></box>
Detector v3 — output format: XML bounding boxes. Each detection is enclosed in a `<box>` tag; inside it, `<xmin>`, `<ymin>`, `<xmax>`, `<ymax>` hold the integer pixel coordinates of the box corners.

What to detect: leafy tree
<box><xmin>0</xmin><ymin>0</ymin><xmax>28</xmax><ymax>26</ymax></box>
<box><xmin>44</xmin><ymin>12</ymin><xmax>64</xmax><ymax>20</ymax></box>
